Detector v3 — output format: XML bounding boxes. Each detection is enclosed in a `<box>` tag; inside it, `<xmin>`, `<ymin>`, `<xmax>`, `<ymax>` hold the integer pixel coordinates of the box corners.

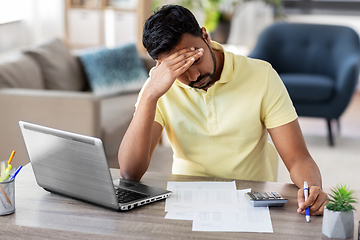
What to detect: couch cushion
<box><xmin>0</xmin><ymin>53</ymin><xmax>44</xmax><ymax>89</ymax></box>
<box><xmin>280</xmin><ymin>73</ymin><xmax>335</xmax><ymax>103</ymax></box>
<box><xmin>79</xmin><ymin>43</ymin><xmax>148</xmax><ymax>97</ymax></box>
<box><xmin>25</xmin><ymin>38</ymin><xmax>85</xmax><ymax>91</ymax></box>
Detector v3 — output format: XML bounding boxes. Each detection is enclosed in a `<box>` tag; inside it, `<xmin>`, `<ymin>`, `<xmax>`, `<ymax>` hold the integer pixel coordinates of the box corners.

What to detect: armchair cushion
<box><xmin>79</xmin><ymin>43</ymin><xmax>148</xmax><ymax>97</ymax></box>
<box><xmin>25</xmin><ymin>38</ymin><xmax>85</xmax><ymax>91</ymax></box>
<box><xmin>0</xmin><ymin>53</ymin><xmax>44</xmax><ymax>89</ymax></box>
<box><xmin>280</xmin><ymin>73</ymin><xmax>335</xmax><ymax>103</ymax></box>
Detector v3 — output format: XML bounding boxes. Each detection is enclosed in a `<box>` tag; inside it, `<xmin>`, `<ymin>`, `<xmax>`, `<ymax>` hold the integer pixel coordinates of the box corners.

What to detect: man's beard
<box><xmin>189</xmin><ymin>38</ymin><xmax>217</xmax><ymax>90</ymax></box>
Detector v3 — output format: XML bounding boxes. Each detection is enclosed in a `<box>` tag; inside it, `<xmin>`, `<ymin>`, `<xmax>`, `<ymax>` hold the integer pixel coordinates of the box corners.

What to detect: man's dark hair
<box><xmin>142</xmin><ymin>4</ymin><xmax>202</xmax><ymax>60</ymax></box>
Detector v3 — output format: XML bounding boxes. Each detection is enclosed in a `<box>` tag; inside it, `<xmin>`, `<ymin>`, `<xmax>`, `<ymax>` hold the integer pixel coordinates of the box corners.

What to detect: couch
<box><xmin>0</xmin><ymin>38</ymin><xmax>173</xmax><ymax>170</ymax></box>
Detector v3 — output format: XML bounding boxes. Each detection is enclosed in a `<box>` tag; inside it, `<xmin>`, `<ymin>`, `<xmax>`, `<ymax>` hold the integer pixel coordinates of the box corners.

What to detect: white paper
<box><xmin>192</xmin><ymin>189</ymin><xmax>273</xmax><ymax>233</ymax></box>
<box><xmin>165</xmin><ymin>181</ymin><xmax>239</xmax><ymax>212</ymax></box>
<box><xmin>164</xmin><ymin>182</ymin><xmax>273</xmax><ymax>233</ymax></box>
<box><xmin>164</xmin><ymin>211</ymin><xmax>194</xmax><ymax>220</ymax></box>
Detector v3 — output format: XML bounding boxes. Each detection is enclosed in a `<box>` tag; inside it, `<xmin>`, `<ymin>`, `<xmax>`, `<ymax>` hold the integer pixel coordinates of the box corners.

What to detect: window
<box><xmin>0</xmin><ymin>0</ymin><xmax>25</xmax><ymax>24</ymax></box>
<box><xmin>283</xmin><ymin>0</ymin><xmax>360</xmax><ymax>15</ymax></box>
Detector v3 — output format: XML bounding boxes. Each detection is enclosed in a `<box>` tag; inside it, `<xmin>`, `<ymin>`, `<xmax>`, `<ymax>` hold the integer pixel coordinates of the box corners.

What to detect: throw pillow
<box><xmin>79</xmin><ymin>43</ymin><xmax>149</xmax><ymax>97</ymax></box>
<box><xmin>0</xmin><ymin>53</ymin><xmax>44</xmax><ymax>89</ymax></box>
<box><xmin>25</xmin><ymin>38</ymin><xmax>85</xmax><ymax>91</ymax></box>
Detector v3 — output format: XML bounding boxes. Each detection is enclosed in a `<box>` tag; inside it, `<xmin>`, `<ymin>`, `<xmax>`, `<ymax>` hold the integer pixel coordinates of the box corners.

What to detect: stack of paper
<box><xmin>165</xmin><ymin>181</ymin><xmax>273</xmax><ymax>233</ymax></box>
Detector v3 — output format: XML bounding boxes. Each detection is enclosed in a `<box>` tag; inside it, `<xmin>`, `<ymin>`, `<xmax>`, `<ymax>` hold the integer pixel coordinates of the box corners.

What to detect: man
<box><xmin>118</xmin><ymin>5</ymin><xmax>327</xmax><ymax>215</ymax></box>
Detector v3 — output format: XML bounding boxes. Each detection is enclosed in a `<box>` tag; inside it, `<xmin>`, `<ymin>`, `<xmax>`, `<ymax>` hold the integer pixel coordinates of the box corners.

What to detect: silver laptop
<box><xmin>19</xmin><ymin>121</ymin><xmax>171</xmax><ymax>211</ymax></box>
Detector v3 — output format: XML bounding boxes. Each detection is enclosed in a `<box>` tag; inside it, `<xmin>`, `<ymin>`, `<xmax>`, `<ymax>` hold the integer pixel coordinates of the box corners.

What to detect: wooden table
<box><xmin>0</xmin><ymin>164</ymin><xmax>358</xmax><ymax>239</ymax></box>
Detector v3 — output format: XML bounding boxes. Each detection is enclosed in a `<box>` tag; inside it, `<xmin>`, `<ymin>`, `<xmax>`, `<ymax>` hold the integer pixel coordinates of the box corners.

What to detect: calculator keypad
<box><xmin>245</xmin><ymin>191</ymin><xmax>288</xmax><ymax>207</ymax></box>
<box><xmin>249</xmin><ymin>192</ymin><xmax>282</xmax><ymax>200</ymax></box>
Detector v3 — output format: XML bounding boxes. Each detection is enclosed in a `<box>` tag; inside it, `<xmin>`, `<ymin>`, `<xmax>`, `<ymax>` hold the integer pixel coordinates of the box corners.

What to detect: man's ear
<box><xmin>201</xmin><ymin>27</ymin><xmax>211</xmax><ymax>45</ymax></box>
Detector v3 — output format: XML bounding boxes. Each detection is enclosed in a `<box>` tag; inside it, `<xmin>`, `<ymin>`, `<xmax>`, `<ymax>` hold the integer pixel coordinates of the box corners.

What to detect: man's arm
<box><xmin>268</xmin><ymin>119</ymin><xmax>328</xmax><ymax>215</ymax></box>
<box><xmin>118</xmin><ymin>47</ymin><xmax>204</xmax><ymax>181</ymax></box>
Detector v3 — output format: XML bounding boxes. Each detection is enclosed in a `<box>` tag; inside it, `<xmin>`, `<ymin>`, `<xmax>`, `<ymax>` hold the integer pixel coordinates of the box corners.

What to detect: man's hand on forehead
<box><xmin>147</xmin><ymin>47</ymin><xmax>203</xmax><ymax>98</ymax></box>
<box><xmin>163</xmin><ymin>47</ymin><xmax>203</xmax><ymax>62</ymax></box>
<box><xmin>157</xmin><ymin>47</ymin><xmax>203</xmax><ymax>75</ymax></box>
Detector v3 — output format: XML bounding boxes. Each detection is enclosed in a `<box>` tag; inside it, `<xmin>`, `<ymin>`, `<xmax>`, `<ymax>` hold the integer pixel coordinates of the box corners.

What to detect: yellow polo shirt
<box><xmin>137</xmin><ymin>42</ymin><xmax>297</xmax><ymax>182</ymax></box>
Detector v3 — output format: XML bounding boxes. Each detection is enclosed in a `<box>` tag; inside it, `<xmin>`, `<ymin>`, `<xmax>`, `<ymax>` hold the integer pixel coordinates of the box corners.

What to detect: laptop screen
<box><xmin>19</xmin><ymin>121</ymin><xmax>120</xmax><ymax>209</ymax></box>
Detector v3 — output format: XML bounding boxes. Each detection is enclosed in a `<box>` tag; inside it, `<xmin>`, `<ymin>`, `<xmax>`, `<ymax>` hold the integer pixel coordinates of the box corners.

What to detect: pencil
<box><xmin>8</xmin><ymin>151</ymin><xmax>15</xmax><ymax>165</ymax></box>
<box><xmin>0</xmin><ymin>184</ymin><xmax>11</xmax><ymax>205</ymax></box>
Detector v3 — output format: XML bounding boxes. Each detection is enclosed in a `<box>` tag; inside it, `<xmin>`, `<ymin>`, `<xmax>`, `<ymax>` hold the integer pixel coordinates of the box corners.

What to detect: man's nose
<box><xmin>186</xmin><ymin>68</ymin><xmax>200</xmax><ymax>82</ymax></box>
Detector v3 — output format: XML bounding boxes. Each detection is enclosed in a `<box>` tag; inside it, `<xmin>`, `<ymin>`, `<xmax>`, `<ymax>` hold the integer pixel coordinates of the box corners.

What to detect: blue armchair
<box><xmin>249</xmin><ymin>22</ymin><xmax>360</xmax><ymax>146</ymax></box>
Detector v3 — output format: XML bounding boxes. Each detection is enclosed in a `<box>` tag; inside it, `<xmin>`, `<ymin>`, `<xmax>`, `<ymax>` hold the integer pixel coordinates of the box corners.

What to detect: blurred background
<box><xmin>0</xmin><ymin>0</ymin><xmax>359</xmax><ymax>189</ymax></box>
<box><xmin>1</xmin><ymin>1</ymin><xmax>360</xmax><ymax>58</ymax></box>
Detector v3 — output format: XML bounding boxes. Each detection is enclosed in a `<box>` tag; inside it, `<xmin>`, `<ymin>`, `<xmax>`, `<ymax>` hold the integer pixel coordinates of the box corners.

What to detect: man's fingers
<box><xmin>310</xmin><ymin>201</ymin><xmax>327</xmax><ymax>215</ymax></box>
<box><xmin>167</xmin><ymin>48</ymin><xmax>203</xmax><ymax>66</ymax></box>
<box><xmin>309</xmin><ymin>187</ymin><xmax>328</xmax><ymax>215</ymax></box>
<box><xmin>173</xmin><ymin>50</ymin><xmax>203</xmax><ymax>67</ymax></box>
<box><xmin>297</xmin><ymin>188</ymin><xmax>305</xmax><ymax>205</ymax></box>
<box><xmin>297</xmin><ymin>186</ymin><xmax>328</xmax><ymax>216</ymax></box>
<box><xmin>162</xmin><ymin>48</ymin><xmax>203</xmax><ymax>76</ymax></box>
<box><xmin>307</xmin><ymin>196</ymin><xmax>327</xmax><ymax>216</ymax></box>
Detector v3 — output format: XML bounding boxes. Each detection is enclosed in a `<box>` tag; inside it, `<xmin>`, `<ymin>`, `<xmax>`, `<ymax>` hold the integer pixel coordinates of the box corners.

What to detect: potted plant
<box><xmin>322</xmin><ymin>184</ymin><xmax>357</xmax><ymax>239</ymax></box>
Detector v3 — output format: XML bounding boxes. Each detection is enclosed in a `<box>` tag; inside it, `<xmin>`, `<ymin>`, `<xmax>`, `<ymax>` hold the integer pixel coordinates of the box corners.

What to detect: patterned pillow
<box><xmin>79</xmin><ymin>43</ymin><xmax>148</xmax><ymax>97</ymax></box>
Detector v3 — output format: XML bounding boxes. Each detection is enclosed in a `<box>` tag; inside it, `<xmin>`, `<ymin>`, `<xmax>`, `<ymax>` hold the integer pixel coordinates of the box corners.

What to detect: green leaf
<box><xmin>326</xmin><ymin>184</ymin><xmax>357</xmax><ymax>212</ymax></box>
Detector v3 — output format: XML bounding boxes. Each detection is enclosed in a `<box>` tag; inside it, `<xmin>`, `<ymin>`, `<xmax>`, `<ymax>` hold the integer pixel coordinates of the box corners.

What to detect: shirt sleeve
<box><xmin>262</xmin><ymin>67</ymin><xmax>298</xmax><ymax>129</ymax></box>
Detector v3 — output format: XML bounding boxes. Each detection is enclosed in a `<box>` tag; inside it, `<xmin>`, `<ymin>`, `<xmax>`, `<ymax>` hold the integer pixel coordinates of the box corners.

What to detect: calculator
<box><xmin>245</xmin><ymin>192</ymin><xmax>288</xmax><ymax>207</ymax></box>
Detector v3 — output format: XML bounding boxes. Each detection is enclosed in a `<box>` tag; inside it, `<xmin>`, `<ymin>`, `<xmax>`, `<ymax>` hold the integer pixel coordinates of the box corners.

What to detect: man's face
<box><xmin>157</xmin><ymin>30</ymin><xmax>217</xmax><ymax>90</ymax></box>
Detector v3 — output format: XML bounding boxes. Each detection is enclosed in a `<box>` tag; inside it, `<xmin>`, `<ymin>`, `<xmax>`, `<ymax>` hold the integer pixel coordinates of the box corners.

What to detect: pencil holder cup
<box><xmin>0</xmin><ymin>179</ymin><xmax>15</xmax><ymax>215</ymax></box>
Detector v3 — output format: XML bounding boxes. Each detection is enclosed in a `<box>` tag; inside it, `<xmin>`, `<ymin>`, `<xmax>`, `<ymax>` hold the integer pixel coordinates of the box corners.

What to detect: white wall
<box><xmin>286</xmin><ymin>14</ymin><xmax>360</xmax><ymax>40</ymax></box>
<box><xmin>0</xmin><ymin>0</ymin><xmax>65</xmax><ymax>55</ymax></box>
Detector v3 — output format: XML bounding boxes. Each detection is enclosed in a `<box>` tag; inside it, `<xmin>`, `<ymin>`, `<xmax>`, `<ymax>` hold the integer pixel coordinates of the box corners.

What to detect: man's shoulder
<box><xmin>233</xmin><ymin>53</ymin><xmax>272</xmax><ymax>69</ymax></box>
<box><xmin>213</xmin><ymin>41</ymin><xmax>272</xmax><ymax>70</ymax></box>
<box><xmin>223</xmin><ymin>51</ymin><xmax>272</xmax><ymax>77</ymax></box>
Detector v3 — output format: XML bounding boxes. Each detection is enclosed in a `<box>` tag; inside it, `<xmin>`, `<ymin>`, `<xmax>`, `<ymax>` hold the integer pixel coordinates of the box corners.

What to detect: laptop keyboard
<box><xmin>115</xmin><ymin>188</ymin><xmax>148</xmax><ymax>203</ymax></box>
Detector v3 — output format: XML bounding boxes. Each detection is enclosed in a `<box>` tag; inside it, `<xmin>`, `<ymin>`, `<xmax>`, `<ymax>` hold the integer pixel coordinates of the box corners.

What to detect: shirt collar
<box><xmin>175</xmin><ymin>41</ymin><xmax>234</xmax><ymax>91</ymax></box>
